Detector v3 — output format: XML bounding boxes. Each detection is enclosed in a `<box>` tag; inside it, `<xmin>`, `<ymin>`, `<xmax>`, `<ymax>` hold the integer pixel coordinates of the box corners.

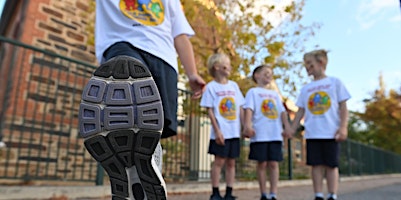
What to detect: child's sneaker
<box><xmin>224</xmin><ymin>195</ymin><xmax>237</xmax><ymax>200</ymax></box>
<box><xmin>79</xmin><ymin>56</ymin><xmax>165</xmax><ymax>200</ymax></box>
<box><xmin>210</xmin><ymin>194</ymin><xmax>224</xmax><ymax>200</ymax></box>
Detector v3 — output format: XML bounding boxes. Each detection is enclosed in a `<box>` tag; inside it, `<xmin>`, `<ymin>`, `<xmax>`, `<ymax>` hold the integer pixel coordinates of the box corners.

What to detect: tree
<box><xmin>183</xmin><ymin>0</ymin><xmax>319</xmax><ymax>97</ymax></box>
<box><xmin>353</xmin><ymin>74</ymin><xmax>401</xmax><ymax>154</ymax></box>
<box><xmin>87</xmin><ymin>0</ymin><xmax>319</xmax><ymax>98</ymax></box>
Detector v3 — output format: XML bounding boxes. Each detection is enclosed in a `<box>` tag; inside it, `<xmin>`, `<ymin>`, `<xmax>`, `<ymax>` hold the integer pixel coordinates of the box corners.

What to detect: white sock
<box><xmin>315</xmin><ymin>192</ymin><xmax>324</xmax><ymax>198</ymax></box>
<box><xmin>327</xmin><ymin>193</ymin><xmax>337</xmax><ymax>199</ymax></box>
<box><xmin>269</xmin><ymin>193</ymin><xmax>277</xmax><ymax>198</ymax></box>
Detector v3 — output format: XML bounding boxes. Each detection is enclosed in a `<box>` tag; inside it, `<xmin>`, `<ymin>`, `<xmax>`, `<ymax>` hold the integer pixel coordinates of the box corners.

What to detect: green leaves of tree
<box><xmin>183</xmin><ymin>0</ymin><xmax>319</xmax><ymax>98</ymax></box>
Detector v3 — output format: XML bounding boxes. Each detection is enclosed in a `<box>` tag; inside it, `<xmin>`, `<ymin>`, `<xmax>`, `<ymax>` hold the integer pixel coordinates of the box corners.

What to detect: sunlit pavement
<box><xmin>1</xmin><ymin>174</ymin><xmax>400</xmax><ymax>200</ymax></box>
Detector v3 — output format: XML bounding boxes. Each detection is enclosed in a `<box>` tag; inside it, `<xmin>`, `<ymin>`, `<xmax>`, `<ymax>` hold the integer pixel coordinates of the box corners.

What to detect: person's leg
<box><xmin>307</xmin><ymin>139</ymin><xmax>325</xmax><ymax>199</ymax></box>
<box><xmin>312</xmin><ymin>165</ymin><xmax>325</xmax><ymax>195</ymax></box>
<box><xmin>79</xmin><ymin>42</ymin><xmax>166</xmax><ymax>199</ymax></box>
<box><xmin>268</xmin><ymin>141</ymin><xmax>283</xmax><ymax>199</ymax></box>
<box><xmin>224</xmin><ymin>157</ymin><xmax>236</xmax><ymax>199</ymax></box>
<box><xmin>257</xmin><ymin>161</ymin><xmax>268</xmax><ymax>195</ymax></box>
<box><xmin>211</xmin><ymin>156</ymin><xmax>225</xmax><ymax>198</ymax></box>
<box><xmin>326</xmin><ymin>166</ymin><xmax>339</xmax><ymax>197</ymax></box>
<box><xmin>224</xmin><ymin>139</ymin><xmax>240</xmax><ymax>199</ymax></box>
<box><xmin>324</xmin><ymin>140</ymin><xmax>340</xmax><ymax>199</ymax></box>
<box><xmin>267</xmin><ymin>161</ymin><xmax>279</xmax><ymax>195</ymax></box>
<box><xmin>225</xmin><ymin>158</ymin><xmax>236</xmax><ymax>187</ymax></box>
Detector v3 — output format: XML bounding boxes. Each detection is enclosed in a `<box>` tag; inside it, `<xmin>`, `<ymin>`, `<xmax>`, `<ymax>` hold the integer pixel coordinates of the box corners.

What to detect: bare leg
<box><xmin>267</xmin><ymin>161</ymin><xmax>279</xmax><ymax>195</ymax></box>
<box><xmin>326</xmin><ymin>166</ymin><xmax>339</xmax><ymax>195</ymax></box>
<box><xmin>311</xmin><ymin>165</ymin><xmax>325</xmax><ymax>194</ymax></box>
<box><xmin>225</xmin><ymin>158</ymin><xmax>236</xmax><ymax>187</ymax></box>
<box><xmin>257</xmin><ymin>161</ymin><xmax>267</xmax><ymax>194</ymax></box>
<box><xmin>212</xmin><ymin>156</ymin><xmax>225</xmax><ymax>187</ymax></box>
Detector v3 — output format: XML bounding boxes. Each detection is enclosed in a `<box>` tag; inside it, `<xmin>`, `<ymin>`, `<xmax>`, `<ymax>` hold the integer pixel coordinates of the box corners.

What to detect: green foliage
<box><xmin>85</xmin><ymin>0</ymin><xmax>96</xmax><ymax>46</ymax></box>
<box><xmin>349</xmin><ymin>74</ymin><xmax>401</xmax><ymax>154</ymax></box>
<box><xmin>183</xmin><ymin>0</ymin><xmax>319</xmax><ymax>98</ymax></box>
<box><xmin>87</xmin><ymin>0</ymin><xmax>319</xmax><ymax>99</ymax></box>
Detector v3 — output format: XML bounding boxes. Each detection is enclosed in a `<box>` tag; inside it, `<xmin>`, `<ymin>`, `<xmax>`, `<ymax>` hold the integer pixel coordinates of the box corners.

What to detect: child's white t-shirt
<box><xmin>95</xmin><ymin>0</ymin><xmax>194</xmax><ymax>72</ymax></box>
<box><xmin>296</xmin><ymin>76</ymin><xmax>351</xmax><ymax>139</ymax></box>
<box><xmin>200</xmin><ymin>80</ymin><xmax>245</xmax><ymax>139</ymax></box>
<box><xmin>244</xmin><ymin>87</ymin><xmax>285</xmax><ymax>142</ymax></box>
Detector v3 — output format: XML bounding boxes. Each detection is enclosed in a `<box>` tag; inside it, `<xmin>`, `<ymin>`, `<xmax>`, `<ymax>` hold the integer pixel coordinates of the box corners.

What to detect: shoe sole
<box><xmin>78</xmin><ymin>56</ymin><xmax>166</xmax><ymax>200</ymax></box>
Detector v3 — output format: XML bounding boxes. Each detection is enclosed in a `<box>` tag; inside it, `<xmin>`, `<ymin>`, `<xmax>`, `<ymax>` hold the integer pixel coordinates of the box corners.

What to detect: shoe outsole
<box><xmin>78</xmin><ymin>56</ymin><xmax>166</xmax><ymax>200</ymax></box>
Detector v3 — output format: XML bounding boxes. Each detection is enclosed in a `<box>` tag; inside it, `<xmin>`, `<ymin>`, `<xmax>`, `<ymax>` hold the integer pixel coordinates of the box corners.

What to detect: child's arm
<box><xmin>207</xmin><ymin>107</ymin><xmax>225</xmax><ymax>145</ymax></box>
<box><xmin>174</xmin><ymin>34</ymin><xmax>205</xmax><ymax>99</ymax></box>
<box><xmin>335</xmin><ymin>101</ymin><xmax>348</xmax><ymax>141</ymax></box>
<box><xmin>239</xmin><ymin>106</ymin><xmax>245</xmax><ymax>130</ymax></box>
<box><xmin>243</xmin><ymin>108</ymin><xmax>255</xmax><ymax>138</ymax></box>
<box><xmin>280</xmin><ymin>111</ymin><xmax>293</xmax><ymax>138</ymax></box>
<box><xmin>290</xmin><ymin>108</ymin><xmax>305</xmax><ymax>137</ymax></box>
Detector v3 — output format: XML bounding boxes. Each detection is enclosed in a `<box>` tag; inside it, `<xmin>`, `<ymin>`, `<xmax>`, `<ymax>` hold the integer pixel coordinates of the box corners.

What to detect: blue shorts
<box><xmin>208</xmin><ymin>138</ymin><xmax>240</xmax><ymax>158</ymax></box>
<box><xmin>104</xmin><ymin>42</ymin><xmax>178</xmax><ymax>138</ymax></box>
<box><xmin>248</xmin><ymin>141</ymin><xmax>283</xmax><ymax>162</ymax></box>
<box><xmin>306</xmin><ymin>139</ymin><xmax>340</xmax><ymax>168</ymax></box>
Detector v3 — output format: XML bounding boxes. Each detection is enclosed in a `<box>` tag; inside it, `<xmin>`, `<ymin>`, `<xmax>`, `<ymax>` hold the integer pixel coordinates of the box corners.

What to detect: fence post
<box><xmin>346</xmin><ymin>140</ymin><xmax>352</xmax><ymax>176</ymax></box>
<box><xmin>287</xmin><ymin>138</ymin><xmax>293</xmax><ymax>180</ymax></box>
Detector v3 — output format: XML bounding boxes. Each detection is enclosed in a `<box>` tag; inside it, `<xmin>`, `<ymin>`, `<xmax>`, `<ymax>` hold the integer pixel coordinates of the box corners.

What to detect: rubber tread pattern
<box><xmin>79</xmin><ymin>56</ymin><xmax>165</xmax><ymax>200</ymax></box>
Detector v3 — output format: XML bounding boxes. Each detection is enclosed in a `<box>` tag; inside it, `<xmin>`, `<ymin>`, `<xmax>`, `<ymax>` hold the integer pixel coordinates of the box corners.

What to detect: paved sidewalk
<box><xmin>169</xmin><ymin>174</ymin><xmax>401</xmax><ymax>200</ymax></box>
<box><xmin>0</xmin><ymin>174</ymin><xmax>400</xmax><ymax>200</ymax></box>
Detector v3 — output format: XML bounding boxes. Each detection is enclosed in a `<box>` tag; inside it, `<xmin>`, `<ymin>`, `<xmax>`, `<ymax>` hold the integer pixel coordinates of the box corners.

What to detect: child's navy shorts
<box><xmin>306</xmin><ymin>139</ymin><xmax>340</xmax><ymax>168</ymax></box>
<box><xmin>104</xmin><ymin>42</ymin><xmax>178</xmax><ymax>138</ymax></box>
<box><xmin>248</xmin><ymin>141</ymin><xmax>283</xmax><ymax>162</ymax></box>
<box><xmin>208</xmin><ymin>138</ymin><xmax>240</xmax><ymax>158</ymax></box>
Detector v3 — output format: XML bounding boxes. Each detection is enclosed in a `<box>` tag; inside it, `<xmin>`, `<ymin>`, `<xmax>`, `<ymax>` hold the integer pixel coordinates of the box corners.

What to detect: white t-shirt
<box><xmin>200</xmin><ymin>80</ymin><xmax>245</xmax><ymax>139</ymax></box>
<box><xmin>296</xmin><ymin>76</ymin><xmax>351</xmax><ymax>139</ymax></box>
<box><xmin>244</xmin><ymin>87</ymin><xmax>285</xmax><ymax>142</ymax></box>
<box><xmin>95</xmin><ymin>0</ymin><xmax>195</xmax><ymax>72</ymax></box>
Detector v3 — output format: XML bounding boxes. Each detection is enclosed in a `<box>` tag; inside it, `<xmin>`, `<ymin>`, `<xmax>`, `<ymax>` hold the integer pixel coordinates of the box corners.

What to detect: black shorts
<box><xmin>248</xmin><ymin>141</ymin><xmax>283</xmax><ymax>162</ymax></box>
<box><xmin>104</xmin><ymin>42</ymin><xmax>178</xmax><ymax>138</ymax></box>
<box><xmin>306</xmin><ymin>139</ymin><xmax>340</xmax><ymax>168</ymax></box>
<box><xmin>208</xmin><ymin>138</ymin><xmax>240</xmax><ymax>158</ymax></box>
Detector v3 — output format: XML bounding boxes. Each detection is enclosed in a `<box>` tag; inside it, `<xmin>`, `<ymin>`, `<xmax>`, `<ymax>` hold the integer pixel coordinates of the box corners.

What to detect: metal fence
<box><xmin>340</xmin><ymin>139</ymin><xmax>401</xmax><ymax>176</ymax></box>
<box><xmin>0</xmin><ymin>36</ymin><xmax>401</xmax><ymax>185</ymax></box>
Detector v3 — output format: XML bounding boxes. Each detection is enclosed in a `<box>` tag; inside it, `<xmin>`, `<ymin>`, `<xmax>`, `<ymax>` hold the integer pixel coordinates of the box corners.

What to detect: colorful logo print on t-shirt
<box><xmin>119</xmin><ymin>0</ymin><xmax>165</xmax><ymax>26</ymax></box>
<box><xmin>307</xmin><ymin>91</ymin><xmax>331</xmax><ymax>115</ymax></box>
<box><xmin>261</xmin><ymin>99</ymin><xmax>278</xmax><ymax>119</ymax></box>
<box><xmin>219</xmin><ymin>97</ymin><xmax>236</xmax><ymax>120</ymax></box>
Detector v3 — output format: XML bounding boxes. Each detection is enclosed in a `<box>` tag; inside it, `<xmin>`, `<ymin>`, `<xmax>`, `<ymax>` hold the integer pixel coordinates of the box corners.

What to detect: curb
<box><xmin>1</xmin><ymin>174</ymin><xmax>400</xmax><ymax>200</ymax></box>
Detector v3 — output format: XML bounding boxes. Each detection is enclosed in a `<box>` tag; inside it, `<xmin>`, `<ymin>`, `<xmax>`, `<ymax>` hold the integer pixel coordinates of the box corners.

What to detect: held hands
<box><xmin>335</xmin><ymin>126</ymin><xmax>348</xmax><ymax>142</ymax></box>
<box><xmin>242</xmin><ymin>124</ymin><xmax>255</xmax><ymax>138</ymax></box>
<box><xmin>282</xmin><ymin>126</ymin><xmax>295</xmax><ymax>139</ymax></box>
<box><xmin>187</xmin><ymin>74</ymin><xmax>205</xmax><ymax>99</ymax></box>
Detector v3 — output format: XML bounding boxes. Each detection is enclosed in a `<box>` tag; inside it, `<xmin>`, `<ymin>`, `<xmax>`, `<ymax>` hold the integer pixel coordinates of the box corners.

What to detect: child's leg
<box><xmin>257</xmin><ymin>161</ymin><xmax>268</xmax><ymax>194</ymax></box>
<box><xmin>311</xmin><ymin>165</ymin><xmax>325</xmax><ymax>194</ymax></box>
<box><xmin>267</xmin><ymin>161</ymin><xmax>279</xmax><ymax>195</ymax></box>
<box><xmin>326</xmin><ymin>166</ymin><xmax>339</xmax><ymax>195</ymax></box>
<box><xmin>211</xmin><ymin>156</ymin><xmax>225</xmax><ymax>187</ymax></box>
<box><xmin>225</xmin><ymin>158</ymin><xmax>236</xmax><ymax>187</ymax></box>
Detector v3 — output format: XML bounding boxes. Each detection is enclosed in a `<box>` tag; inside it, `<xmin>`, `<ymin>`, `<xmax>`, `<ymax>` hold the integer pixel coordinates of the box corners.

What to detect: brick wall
<box><xmin>0</xmin><ymin>0</ymin><xmax>98</xmax><ymax>183</ymax></box>
<box><xmin>22</xmin><ymin>0</ymin><xmax>96</xmax><ymax>64</ymax></box>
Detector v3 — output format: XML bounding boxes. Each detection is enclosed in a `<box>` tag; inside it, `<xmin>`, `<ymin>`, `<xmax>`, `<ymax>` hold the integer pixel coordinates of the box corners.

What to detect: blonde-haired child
<box><xmin>291</xmin><ymin>49</ymin><xmax>351</xmax><ymax>200</ymax></box>
<box><xmin>200</xmin><ymin>53</ymin><xmax>245</xmax><ymax>200</ymax></box>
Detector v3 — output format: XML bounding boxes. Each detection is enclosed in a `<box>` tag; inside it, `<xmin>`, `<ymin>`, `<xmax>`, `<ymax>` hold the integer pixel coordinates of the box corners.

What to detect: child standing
<box><xmin>290</xmin><ymin>49</ymin><xmax>351</xmax><ymax>200</ymax></box>
<box><xmin>243</xmin><ymin>65</ymin><xmax>292</xmax><ymax>200</ymax></box>
<box><xmin>200</xmin><ymin>53</ymin><xmax>245</xmax><ymax>200</ymax></box>
<box><xmin>79</xmin><ymin>1</ymin><xmax>205</xmax><ymax>200</ymax></box>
